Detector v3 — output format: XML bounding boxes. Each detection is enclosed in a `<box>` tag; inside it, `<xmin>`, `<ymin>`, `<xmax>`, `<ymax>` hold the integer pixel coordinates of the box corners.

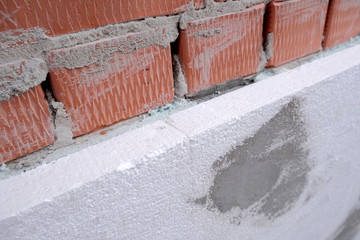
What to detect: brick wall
<box><xmin>1</xmin><ymin>0</ymin><xmax>359</xmax><ymax>164</ymax></box>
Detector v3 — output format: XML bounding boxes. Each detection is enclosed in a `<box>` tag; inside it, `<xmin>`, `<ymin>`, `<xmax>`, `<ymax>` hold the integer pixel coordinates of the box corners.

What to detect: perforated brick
<box><xmin>47</xmin><ymin>31</ymin><xmax>174</xmax><ymax>137</ymax></box>
<box><xmin>0</xmin><ymin>0</ymin><xmax>204</xmax><ymax>36</ymax></box>
<box><xmin>264</xmin><ymin>0</ymin><xmax>328</xmax><ymax>67</ymax></box>
<box><xmin>0</xmin><ymin>86</ymin><xmax>55</xmax><ymax>163</ymax></box>
<box><xmin>178</xmin><ymin>4</ymin><xmax>265</xmax><ymax>95</ymax></box>
<box><xmin>323</xmin><ymin>0</ymin><xmax>360</xmax><ymax>49</ymax></box>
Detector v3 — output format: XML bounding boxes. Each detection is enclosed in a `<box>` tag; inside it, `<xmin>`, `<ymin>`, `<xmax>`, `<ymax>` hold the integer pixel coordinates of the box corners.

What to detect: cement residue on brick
<box><xmin>180</xmin><ymin>0</ymin><xmax>268</xmax><ymax>29</ymax></box>
<box><xmin>45</xmin><ymin>90</ymin><xmax>74</xmax><ymax>148</ymax></box>
<box><xmin>0</xmin><ymin>58</ymin><xmax>48</xmax><ymax>101</ymax></box>
<box><xmin>194</xmin><ymin>28</ymin><xmax>222</xmax><ymax>38</ymax></box>
<box><xmin>195</xmin><ymin>99</ymin><xmax>310</xmax><ymax>222</ymax></box>
<box><xmin>257</xmin><ymin>48</ymin><xmax>268</xmax><ymax>72</ymax></box>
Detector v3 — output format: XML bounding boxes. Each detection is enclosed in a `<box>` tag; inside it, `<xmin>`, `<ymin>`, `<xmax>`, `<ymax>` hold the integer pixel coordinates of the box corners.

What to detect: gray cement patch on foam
<box><xmin>196</xmin><ymin>99</ymin><xmax>309</xmax><ymax>220</ymax></box>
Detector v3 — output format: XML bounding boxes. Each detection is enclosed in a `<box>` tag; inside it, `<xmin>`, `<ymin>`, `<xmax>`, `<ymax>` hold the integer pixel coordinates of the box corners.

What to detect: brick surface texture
<box><xmin>323</xmin><ymin>0</ymin><xmax>360</xmax><ymax>49</ymax></box>
<box><xmin>48</xmin><ymin>32</ymin><xmax>174</xmax><ymax>137</ymax></box>
<box><xmin>264</xmin><ymin>0</ymin><xmax>328</xmax><ymax>67</ymax></box>
<box><xmin>179</xmin><ymin>3</ymin><xmax>265</xmax><ymax>95</ymax></box>
<box><xmin>0</xmin><ymin>86</ymin><xmax>55</xmax><ymax>163</ymax></box>
<box><xmin>2</xmin><ymin>0</ymin><xmax>360</xmax><ymax>162</ymax></box>
<box><xmin>0</xmin><ymin>0</ymin><xmax>204</xmax><ymax>36</ymax></box>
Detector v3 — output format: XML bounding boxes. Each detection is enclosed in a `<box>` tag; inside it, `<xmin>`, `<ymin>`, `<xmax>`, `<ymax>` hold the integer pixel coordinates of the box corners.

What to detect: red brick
<box><xmin>264</xmin><ymin>0</ymin><xmax>328</xmax><ymax>67</ymax></box>
<box><xmin>0</xmin><ymin>0</ymin><xmax>204</xmax><ymax>36</ymax></box>
<box><xmin>47</xmin><ymin>31</ymin><xmax>174</xmax><ymax>137</ymax></box>
<box><xmin>0</xmin><ymin>86</ymin><xmax>56</xmax><ymax>163</ymax></box>
<box><xmin>178</xmin><ymin>4</ymin><xmax>265</xmax><ymax>95</ymax></box>
<box><xmin>323</xmin><ymin>0</ymin><xmax>360</xmax><ymax>49</ymax></box>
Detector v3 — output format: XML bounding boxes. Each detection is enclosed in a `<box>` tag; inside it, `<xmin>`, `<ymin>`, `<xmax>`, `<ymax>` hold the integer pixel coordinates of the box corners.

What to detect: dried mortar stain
<box><xmin>196</xmin><ymin>99</ymin><xmax>310</xmax><ymax>221</ymax></box>
<box><xmin>0</xmin><ymin>58</ymin><xmax>48</xmax><ymax>101</ymax></box>
<box><xmin>173</xmin><ymin>55</ymin><xmax>189</xmax><ymax>97</ymax></box>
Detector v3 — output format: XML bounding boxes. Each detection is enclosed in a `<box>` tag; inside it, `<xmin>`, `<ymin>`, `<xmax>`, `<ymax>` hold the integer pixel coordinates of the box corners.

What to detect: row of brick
<box><xmin>0</xmin><ymin>0</ymin><xmax>228</xmax><ymax>37</ymax></box>
<box><xmin>0</xmin><ymin>0</ymin><xmax>204</xmax><ymax>36</ymax></box>
<box><xmin>1</xmin><ymin>0</ymin><xmax>360</xmax><ymax>164</ymax></box>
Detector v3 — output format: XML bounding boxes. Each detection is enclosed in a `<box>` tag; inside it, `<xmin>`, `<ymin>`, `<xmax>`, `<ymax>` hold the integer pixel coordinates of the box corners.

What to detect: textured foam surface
<box><xmin>1</xmin><ymin>43</ymin><xmax>360</xmax><ymax>239</ymax></box>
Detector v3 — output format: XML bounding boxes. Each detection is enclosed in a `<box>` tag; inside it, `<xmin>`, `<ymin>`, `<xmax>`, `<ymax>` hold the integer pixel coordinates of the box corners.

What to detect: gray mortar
<box><xmin>180</xmin><ymin>0</ymin><xmax>268</xmax><ymax>29</ymax></box>
<box><xmin>265</xmin><ymin>33</ymin><xmax>274</xmax><ymax>60</ymax></box>
<box><xmin>257</xmin><ymin>48</ymin><xmax>268</xmax><ymax>72</ymax></box>
<box><xmin>195</xmin><ymin>99</ymin><xmax>310</xmax><ymax>222</ymax></box>
<box><xmin>0</xmin><ymin>58</ymin><xmax>47</xmax><ymax>101</ymax></box>
<box><xmin>173</xmin><ymin>55</ymin><xmax>189</xmax><ymax>97</ymax></box>
<box><xmin>45</xmin><ymin>90</ymin><xmax>74</xmax><ymax>148</ymax></box>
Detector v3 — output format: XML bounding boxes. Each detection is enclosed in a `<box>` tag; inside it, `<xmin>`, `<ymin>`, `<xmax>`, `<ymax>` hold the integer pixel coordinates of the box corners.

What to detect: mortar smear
<box><xmin>180</xmin><ymin>0</ymin><xmax>268</xmax><ymax>29</ymax></box>
<box><xmin>0</xmin><ymin>16</ymin><xmax>180</xmax><ymax>66</ymax></box>
<box><xmin>196</xmin><ymin>98</ymin><xmax>310</xmax><ymax>223</ymax></box>
<box><xmin>45</xmin><ymin>90</ymin><xmax>74</xmax><ymax>148</ymax></box>
<box><xmin>173</xmin><ymin>55</ymin><xmax>189</xmax><ymax>97</ymax></box>
<box><xmin>0</xmin><ymin>16</ymin><xmax>180</xmax><ymax>98</ymax></box>
<box><xmin>0</xmin><ymin>58</ymin><xmax>48</xmax><ymax>101</ymax></box>
<box><xmin>265</xmin><ymin>33</ymin><xmax>274</xmax><ymax>60</ymax></box>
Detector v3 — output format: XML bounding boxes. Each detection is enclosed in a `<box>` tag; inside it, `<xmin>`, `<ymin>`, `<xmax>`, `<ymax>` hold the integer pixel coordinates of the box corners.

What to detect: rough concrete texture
<box><xmin>0</xmin><ymin>43</ymin><xmax>360</xmax><ymax>239</ymax></box>
<box><xmin>197</xmin><ymin>99</ymin><xmax>309</xmax><ymax>221</ymax></box>
<box><xmin>0</xmin><ymin>58</ymin><xmax>47</xmax><ymax>101</ymax></box>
